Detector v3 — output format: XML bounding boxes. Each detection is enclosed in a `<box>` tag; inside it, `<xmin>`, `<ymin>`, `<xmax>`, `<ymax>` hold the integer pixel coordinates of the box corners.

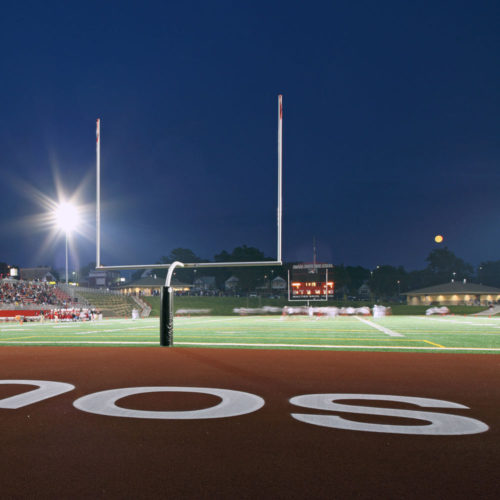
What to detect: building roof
<box><xmin>194</xmin><ymin>276</ymin><xmax>216</xmax><ymax>285</ymax></box>
<box><xmin>20</xmin><ymin>267</ymin><xmax>56</xmax><ymax>281</ymax></box>
<box><xmin>117</xmin><ymin>277</ymin><xmax>191</xmax><ymax>288</ymax></box>
<box><xmin>406</xmin><ymin>281</ymin><xmax>500</xmax><ymax>296</ymax></box>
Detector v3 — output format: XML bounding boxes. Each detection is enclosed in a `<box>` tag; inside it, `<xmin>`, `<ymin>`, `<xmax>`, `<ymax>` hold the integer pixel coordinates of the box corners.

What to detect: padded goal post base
<box><xmin>160</xmin><ymin>286</ymin><xmax>174</xmax><ymax>347</ymax></box>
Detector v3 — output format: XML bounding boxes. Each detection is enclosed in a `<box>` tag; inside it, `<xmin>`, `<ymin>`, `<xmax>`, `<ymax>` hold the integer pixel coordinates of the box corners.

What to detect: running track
<box><xmin>0</xmin><ymin>346</ymin><xmax>498</xmax><ymax>498</ymax></box>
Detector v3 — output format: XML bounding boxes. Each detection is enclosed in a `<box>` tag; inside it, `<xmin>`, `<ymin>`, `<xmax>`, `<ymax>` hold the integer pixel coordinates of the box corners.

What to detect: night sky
<box><xmin>1</xmin><ymin>1</ymin><xmax>498</xmax><ymax>273</ymax></box>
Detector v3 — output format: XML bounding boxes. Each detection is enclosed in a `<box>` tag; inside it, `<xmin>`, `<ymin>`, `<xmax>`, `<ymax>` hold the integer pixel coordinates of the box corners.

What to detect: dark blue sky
<box><xmin>0</xmin><ymin>0</ymin><xmax>499</xmax><ymax>272</ymax></box>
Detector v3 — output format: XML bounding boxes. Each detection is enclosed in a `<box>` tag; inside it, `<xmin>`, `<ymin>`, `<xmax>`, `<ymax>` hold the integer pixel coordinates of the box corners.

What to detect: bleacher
<box><xmin>0</xmin><ymin>279</ymin><xmax>66</xmax><ymax>309</ymax></box>
<box><xmin>71</xmin><ymin>290</ymin><xmax>138</xmax><ymax>318</ymax></box>
<box><xmin>53</xmin><ymin>286</ymin><xmax>72</xmax><ymax>304</ymax></box>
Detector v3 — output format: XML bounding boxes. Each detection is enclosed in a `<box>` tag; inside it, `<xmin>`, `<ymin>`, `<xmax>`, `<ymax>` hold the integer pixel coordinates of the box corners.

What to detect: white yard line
<box><xmin>176</xmin><ymin>317</ymin><xmax>249</xmax><ymax>326</ymax></box>
<box><xmin>0</xmin><ymin>340</ymin><xmax>498</xmax><ymax>351</ymax></box>
<box><xmin>0</xmin><ymin>340</ymin><xmax>157</xmax><ymax>345</ymax></box>
<box><xmin>354</xmin><ymin>316</ymin><xmax>404</xmax><ymax>337</ymax></box>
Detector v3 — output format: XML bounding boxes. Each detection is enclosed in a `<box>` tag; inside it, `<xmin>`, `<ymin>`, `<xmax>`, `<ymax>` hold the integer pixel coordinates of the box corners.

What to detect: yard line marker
<box><xmin>354</xmin><ymin>316</ymin><xmax>404</xmax><ymax>337</ymax></box>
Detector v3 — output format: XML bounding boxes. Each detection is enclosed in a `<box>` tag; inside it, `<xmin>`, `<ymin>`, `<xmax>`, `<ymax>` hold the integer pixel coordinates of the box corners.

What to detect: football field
<box><xmin>1</xmin><ymin>315</ymin><xmax>500</xmax><ymax>352</ymax></box>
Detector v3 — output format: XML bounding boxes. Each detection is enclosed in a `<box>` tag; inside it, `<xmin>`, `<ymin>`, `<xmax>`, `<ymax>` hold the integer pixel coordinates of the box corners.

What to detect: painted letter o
<box><xmin>73</xmin><ymin>386</ymin><xmax>264</xmax><ymax>419</ymax></box>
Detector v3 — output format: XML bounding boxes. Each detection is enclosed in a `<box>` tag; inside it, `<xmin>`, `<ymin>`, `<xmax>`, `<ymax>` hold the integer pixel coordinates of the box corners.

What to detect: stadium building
<box><xmin>406</xmin><ymin>281</ymin><xmax>500</xmax><ymax>306</ymax></box>
<box><xmin>118</xmin><ymin>276</ymin><xmax>192</xmax><ymax>296</ymax></box>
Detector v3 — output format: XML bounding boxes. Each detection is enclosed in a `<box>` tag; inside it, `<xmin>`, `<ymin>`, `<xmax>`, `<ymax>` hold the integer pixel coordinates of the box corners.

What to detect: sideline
<box><xmin>0</xmin><ymin>340</ymin><xmax>497</xmax><ymax>351</ymax></box>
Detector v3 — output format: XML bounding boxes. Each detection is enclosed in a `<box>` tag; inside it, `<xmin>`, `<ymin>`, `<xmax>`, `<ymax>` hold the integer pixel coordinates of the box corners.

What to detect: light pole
<box><xmin>65</xmin><ymin>230</ymin><xmax>69</xmax><ymax>283</ymax></box>
<box><xmin>54</xmin><ymin>202</ymin><xmax>80</xmax><ymax>284</ymax></box>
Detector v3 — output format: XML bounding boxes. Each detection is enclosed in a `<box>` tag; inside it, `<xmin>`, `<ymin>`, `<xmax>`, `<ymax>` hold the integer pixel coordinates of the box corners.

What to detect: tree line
<box><xmin>133</xmin><ymin>245</ymin><xmax>500</xmax><ymax>298</ymax></box>
<box><xmin>3</xmin><ymin>245</ymin><xmax>500</xmax><ymax>298</ymax></box>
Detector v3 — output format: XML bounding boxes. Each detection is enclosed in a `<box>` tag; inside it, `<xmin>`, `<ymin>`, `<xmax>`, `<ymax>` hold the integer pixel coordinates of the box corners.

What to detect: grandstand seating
<box><xmin>53</xmin><ymin>286</ymin><xmax>72</xmax><ymax>304</ymax></box>
<box><xmin>1</xmin><ymin>280</ymin><xmax>146</xmax><ymax>318</ymax></box>
<box><xmin>0</xmin><ymin>279</ymin><xmax>67</xmax><ymax>308</ymax></box>
<box><xmin>73</xmin><ymin>291</ymin><xmax>138</xmax><ymax>318</ymax></box>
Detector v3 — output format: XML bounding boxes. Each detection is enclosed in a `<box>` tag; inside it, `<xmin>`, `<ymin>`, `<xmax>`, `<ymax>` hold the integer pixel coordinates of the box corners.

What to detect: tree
<box><xmin>331</xmin><ymin>265</ymin><xmax>351</xmax><ymax>297</ymax></box>
<box><xmin>156</xmin><ymin>248</ymin><xmax>205</xmax><ymax>283</ymax></box>
<box><xmin>368</xmin><ymin>265</ymin><xmax>407</xmax><ymax>299</ymax></box>
<box><xmin>406</xmin><ymin>269</ymin><xmax>433</xmax><ymax>291</ymax></box>
<box><xmin>345</xmin><ymin>266</ymin><xmax>371</xmax><ymax>295</ymax></box>
<box><xmin>167</xmin><ymin>248</ymin><xmax>203</xmax><ymax>264</ymax></box>
<box><xmin>425</xmin><ymin>247</ymin><xmax>473</xmax><ymax>284</ymax></box>
<box><xmin>214</xmin><ymin>245</ymin><xmax>274</xmax><ymax>292</ymax></box>
<box><xmin>478</xmin><ymin>261</ymin><xmax>500</xmax><ymax>288</ymax></box>
<box><xmin>0</xmin><ymin>262</ymin><xmax>10</xmax><ymax>278</ymax></box>
<box><xmin>215</xmin><ymin>245</ymin><xmax>267</xmax><ymax>263</ymax></box>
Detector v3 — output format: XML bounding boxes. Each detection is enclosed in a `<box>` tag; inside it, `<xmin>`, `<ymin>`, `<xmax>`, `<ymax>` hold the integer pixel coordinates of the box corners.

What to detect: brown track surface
<box><xmin>0</xmin><ymin>346</ymin><xmax>498</xmax><ymax>499</ymax></box>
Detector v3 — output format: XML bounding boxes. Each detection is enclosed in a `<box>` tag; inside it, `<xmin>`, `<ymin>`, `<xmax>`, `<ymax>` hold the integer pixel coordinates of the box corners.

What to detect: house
<box><xmin>271</xmin><ymin>276</ymin><xmax>287</xmax><ymax>291</ymax></box>
<box><xmin>406</xmin><ymin>281</ymin><xmax>500</xmax><ymax>306</ymax></box>
<box><xmin>193</xmin><ymin>276</ymin><xmax>217</xmax><ymax>292</ymax></box>
<box><xmin>358</xmin><ymin>283</ymin><xmax>371</xmax><ymax>299</ymax></box>
<box><xmin>225</xmin><ymin>276</ymin><xmax>240</xmax><ymax>291</ymax></box>
<box><xmin>20</xmin><ymin>267</ymin><xmax>57</xmax><ymax>282</ymax></box>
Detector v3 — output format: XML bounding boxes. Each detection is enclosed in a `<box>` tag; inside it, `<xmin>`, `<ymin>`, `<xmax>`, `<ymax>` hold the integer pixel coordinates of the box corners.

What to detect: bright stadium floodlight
<box><xmin>54</xmin><ymin>201</ymin><xmax>80</xmax><ymax>284</ymax></box>
<box><xmin>55</xmin><ymin>202</ymin><xmax>80</xmax><ymax>233</ymax></box>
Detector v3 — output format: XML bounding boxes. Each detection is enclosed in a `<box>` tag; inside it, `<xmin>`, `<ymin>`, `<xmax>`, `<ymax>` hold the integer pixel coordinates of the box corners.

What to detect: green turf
<box><xmin>0</xmin><ymin>315</ymin><xmax>499</xmax><ymax>353</ymax></box>
<box><xmin>142</xmin><ymin>296</ymin><xmax>487</xmax><ymax>316</ymax></box>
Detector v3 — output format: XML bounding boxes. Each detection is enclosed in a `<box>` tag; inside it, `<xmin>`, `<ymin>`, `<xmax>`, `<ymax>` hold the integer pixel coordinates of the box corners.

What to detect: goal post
<box><xmin>95</xmin><ymin>95</ymin><xmax>283</xmax><ymax>274</ymax></box>
<box><xmin>160</xmin><ymin>285</ymin><xmax>174</xmax><ymax>347</ymax></box>
<box><xmin>95</xmin><ymin>96</ymin><xmax>285</xmax><ymax>346</ymax></box>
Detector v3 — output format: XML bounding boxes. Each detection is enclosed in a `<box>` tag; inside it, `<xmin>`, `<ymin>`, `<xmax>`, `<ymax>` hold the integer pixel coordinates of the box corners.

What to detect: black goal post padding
<box><xmin>160</xmin><ymin>286</ymin><xmax>174</xmax><ymax>346</ymax></box>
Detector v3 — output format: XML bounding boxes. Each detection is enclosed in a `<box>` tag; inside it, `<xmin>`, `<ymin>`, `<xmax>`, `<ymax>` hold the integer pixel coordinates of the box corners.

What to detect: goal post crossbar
<box><xmin>97</xmin><ymin>261</ymin><xmax>282</xmax><ymax>271</ymax></box>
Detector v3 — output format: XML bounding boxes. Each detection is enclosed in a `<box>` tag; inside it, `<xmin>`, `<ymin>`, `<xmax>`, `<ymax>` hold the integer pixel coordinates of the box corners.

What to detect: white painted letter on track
<box><xmin>73</xmin><ymin>386</ymin><xmax>265</xmax><ymax>419</ymax></box>
<box><xmin>290</xmin><ymin>394</ymin><xmax>489</xmax><ymax>435</ymax></box>
<box><xmin>0</xmin><ymin>380</ymin><xmax>75</xmax><ymax>409</ymax></box>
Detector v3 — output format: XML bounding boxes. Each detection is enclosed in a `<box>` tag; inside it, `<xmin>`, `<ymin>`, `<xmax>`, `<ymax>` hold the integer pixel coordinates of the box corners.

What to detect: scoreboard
<box><xmin>290</xmin><ymin>280</ymin><xmax>334</xmax><ymax>298</ymax></box>
<box><xmin>288</xmin><ymin>263</ymin><xmax>335</xmax><ymax>301</ymax></box>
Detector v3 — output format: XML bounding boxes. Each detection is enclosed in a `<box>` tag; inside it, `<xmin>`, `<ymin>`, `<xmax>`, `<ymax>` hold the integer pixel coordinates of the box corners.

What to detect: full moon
<box><xmin>434</xmin><ymin>234</ymin><xmax>444</xmax><ymax>243</ymax></box>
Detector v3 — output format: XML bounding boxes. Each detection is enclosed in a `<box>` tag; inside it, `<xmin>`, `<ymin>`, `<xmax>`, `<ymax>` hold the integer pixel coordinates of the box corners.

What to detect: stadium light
<box><xmin>54</xmin><ymin>202</ymin><xmax>80</xmax><ymax>284</ymax></box>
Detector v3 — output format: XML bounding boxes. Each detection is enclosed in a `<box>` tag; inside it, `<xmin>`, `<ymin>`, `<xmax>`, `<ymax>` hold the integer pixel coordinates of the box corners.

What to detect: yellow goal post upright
<box><xmin>95</xmin><ymin>95</ymin><xmax>284</xmax><ymax>346</ymax></box>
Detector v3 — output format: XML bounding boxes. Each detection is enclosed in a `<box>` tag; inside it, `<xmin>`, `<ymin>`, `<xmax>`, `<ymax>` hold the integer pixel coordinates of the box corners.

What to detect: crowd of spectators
<box><xmin>0</xmin><ymin>279</ymin><xmax>65</xmax><ymax>307</ymax></box>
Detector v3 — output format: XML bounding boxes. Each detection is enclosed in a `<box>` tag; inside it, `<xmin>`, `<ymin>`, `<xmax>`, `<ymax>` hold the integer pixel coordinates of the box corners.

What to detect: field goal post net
<box><xmin>288</xmin><ymin>263</ymin><xmax>334</xmax><ymax>304</ymax></box>
<box><xmin>95</xmin><ymin>96</ymin><xmax>284</xmax><ymax>346</ymax></box>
